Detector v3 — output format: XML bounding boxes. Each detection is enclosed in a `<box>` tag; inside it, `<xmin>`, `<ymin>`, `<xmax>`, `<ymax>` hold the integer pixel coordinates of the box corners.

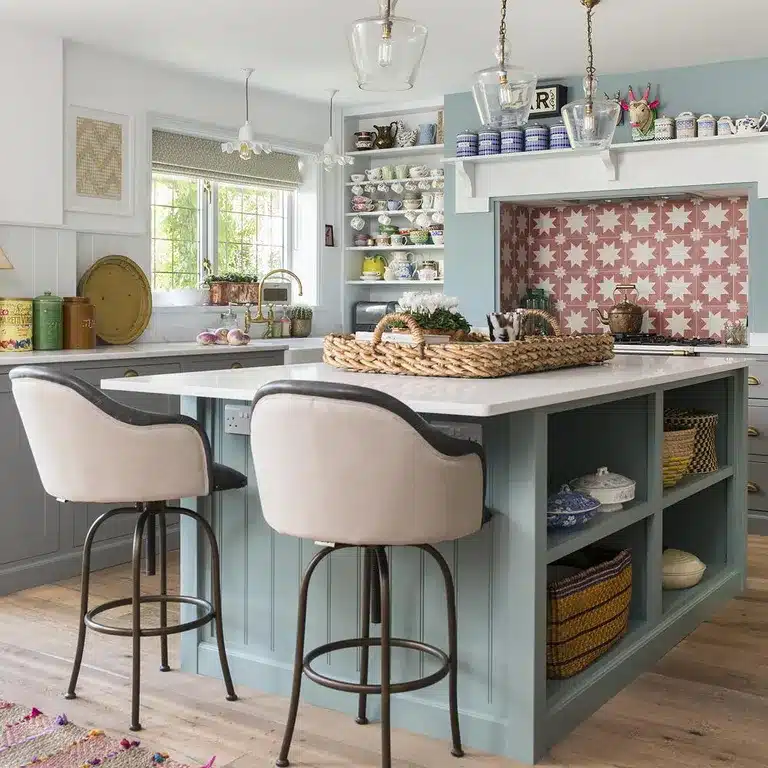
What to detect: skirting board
<box><xmin>0</xmin><ymin>527</ymin><xmax>179</xmax><ymax>596</ymax></box>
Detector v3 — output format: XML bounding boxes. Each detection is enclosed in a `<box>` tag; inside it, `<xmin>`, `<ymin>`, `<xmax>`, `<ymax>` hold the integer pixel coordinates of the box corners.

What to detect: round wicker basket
<box><xmin>662</xmin><ymin>427</ymin><xmax>697</xmax><ymax>488</ymax></box>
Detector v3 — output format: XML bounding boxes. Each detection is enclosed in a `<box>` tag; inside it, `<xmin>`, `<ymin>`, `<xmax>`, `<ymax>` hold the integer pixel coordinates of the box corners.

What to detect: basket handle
<box><xmin>371</xmin><ymin>312</ymin><xmax>427</xmax><ymax>356</ymax></box>
<box><xmin>518</xmin><ymin>308</ymin><xmax>562</xmax><ymax>337</ymax></box>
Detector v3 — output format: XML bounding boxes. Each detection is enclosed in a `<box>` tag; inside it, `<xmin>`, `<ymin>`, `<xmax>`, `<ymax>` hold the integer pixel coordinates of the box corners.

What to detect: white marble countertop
<box><xmin>0</xmin><ymin>338</ymin><xmax>325</xmax><ymax>367</ymax></box>
<box><xmin>101</xmin><ymin>355</ymin><xmax>747</xmax><ymax>417</ymax></box>
<box><xmin>615</xmin><ymin>343</ymin><xmax>765</xmax><ymax>355</ymax></box>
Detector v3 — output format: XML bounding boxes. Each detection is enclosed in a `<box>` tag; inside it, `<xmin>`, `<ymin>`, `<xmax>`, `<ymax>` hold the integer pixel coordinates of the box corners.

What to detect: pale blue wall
<box><xmin>444</xmin><ymin>58</ymin><xmax>768</xmax><ymax>329</ymax></box>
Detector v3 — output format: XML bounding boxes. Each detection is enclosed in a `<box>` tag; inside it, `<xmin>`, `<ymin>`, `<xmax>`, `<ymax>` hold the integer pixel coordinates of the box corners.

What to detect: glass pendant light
<box><xmin>561</xmin><ymin>0</ymin><xmax>620</xmax><ymax>149</ymax></box>
<box><xmin>348</xmin><ymin>0</ymin><xmax>428</xmax><ymax>91</ymax></box>
<box><xmin>311</xmin><ymin>90</ymin><xmax>354</xmax><ymax>171</ymax></box>
<box><xmin>472</xmin><ymin>0</ymin><xmax>537</xmax><ymax>129</ymax></box>
<box><xmin>221</xmin><ymin>69</ymin><xmax>272</xmax><ymax>159</ymax></box>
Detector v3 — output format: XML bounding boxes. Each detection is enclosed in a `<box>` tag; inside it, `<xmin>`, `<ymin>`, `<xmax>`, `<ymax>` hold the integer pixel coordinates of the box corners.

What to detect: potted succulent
<box><xmin>393</xmin><ymin>292</ymin><xmax>472</xmax><ymax>340</ymax></box>
<box><xmin>203</xmin><ymin>261</ymin><xmax>260</xmax><ymax>306</ymax></box>
<box><xmin>288</xmin><ymin>305</ymin><xmax>313</xmax><ymax>337</ymax></box>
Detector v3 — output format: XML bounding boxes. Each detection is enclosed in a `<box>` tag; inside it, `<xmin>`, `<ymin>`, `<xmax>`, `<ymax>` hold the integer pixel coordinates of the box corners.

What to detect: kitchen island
<box><xmin>102</xmin><ymin>355</ymin><xmax>748</xmax><ymax>763</ymax></box>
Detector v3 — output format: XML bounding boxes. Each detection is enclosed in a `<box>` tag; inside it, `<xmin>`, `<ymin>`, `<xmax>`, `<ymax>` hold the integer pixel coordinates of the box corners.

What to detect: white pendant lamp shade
<box><xmin>562</xmin><ymin>0</ymin><xmax>619</xmax><ymax>149</ymax></box>
<box><xmin>221</xmin><ymin>69</ymin><xmax>272</xmax><ymax>159</ymax></box>
<box><xmin>311</xmin><ymin>89</ymin><xmax>354</xmax><ymax>171</ymax></box>
<box><xmin>348</xmin><ymin>0</ymin><xmax>428</xmax><ymax>91</ymax></box>
<box><xmin>472</xmin><ymin>1</ymin><xmax>536</xmax><ymax>128</ymax></box>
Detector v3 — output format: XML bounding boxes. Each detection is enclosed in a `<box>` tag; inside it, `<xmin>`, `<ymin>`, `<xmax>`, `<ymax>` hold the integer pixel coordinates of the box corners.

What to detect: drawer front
<box><xmin>748</xmin><ymin>459</ymin><xmax>768</xmax><ymax>511</ymax></box>
<box><xmin>748</xmin><ymin>403</ymin><xmax>768</xmax><ymax>455</ymax></box>
<box><xmin>181</xmin><ymin>351</ymin><xmax>284</xmax><ymax>372</ymax></box>
<box><xmin>76</xmin><ymin>361</ymin><xmax>181</xmax><ymax>386</ymax></box>
<box><xmin>748</xmin><ymin>361</ymin><xmax>768</xmax><ymax>399</ymax></box>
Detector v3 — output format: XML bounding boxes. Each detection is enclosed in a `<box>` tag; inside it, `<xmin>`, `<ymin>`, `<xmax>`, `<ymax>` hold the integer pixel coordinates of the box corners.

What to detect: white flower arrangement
<box><xmin>398</xmin><ymin>291</ymin><xmax>460</xmax><ymax>316</ymax></box>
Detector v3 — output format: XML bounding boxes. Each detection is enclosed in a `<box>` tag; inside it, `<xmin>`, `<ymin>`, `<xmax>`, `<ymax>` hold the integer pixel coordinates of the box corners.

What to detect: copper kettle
<box><xmin>594</xmin><ymin>284</ymin><xmax>647</xmax><ymax>334</ymax></box>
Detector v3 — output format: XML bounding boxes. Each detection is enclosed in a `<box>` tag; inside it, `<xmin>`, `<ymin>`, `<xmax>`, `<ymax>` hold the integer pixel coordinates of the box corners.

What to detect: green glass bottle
<box><xmin>32</xmin><ymin>291</ymin><xmax>64</xmax><ymax>350</ymax></box>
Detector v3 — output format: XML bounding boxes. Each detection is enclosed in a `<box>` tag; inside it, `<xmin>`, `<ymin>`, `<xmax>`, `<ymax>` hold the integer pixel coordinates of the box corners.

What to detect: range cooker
<box><xmin>612</xmin><ymin>333</ymin><xmax>725</xmax><ymax>356</ymax></box>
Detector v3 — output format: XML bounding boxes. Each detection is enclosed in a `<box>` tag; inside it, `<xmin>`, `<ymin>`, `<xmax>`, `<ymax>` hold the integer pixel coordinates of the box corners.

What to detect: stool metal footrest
<box><xmin>303</xmin><ymin>637</ymin><xmax>449</xmax><ymax>695</ymax></box>
<box><xmin>85</xmin><ymin>595</ymin><xmax>215</xmax><ymax>638</ymax></box>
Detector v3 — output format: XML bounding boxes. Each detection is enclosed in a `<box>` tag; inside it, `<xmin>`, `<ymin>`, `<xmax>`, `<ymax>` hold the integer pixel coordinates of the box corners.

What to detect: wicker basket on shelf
<box><xmin>547</xmin><ymin>548</ymin><xmax>632</xmax><ymax>680</ymax></box>
<box><xmin>664</xmin><ymin>409</ymin><xmax>719</xmax><ymax>474</ymax></box>
<box><xmin>323</xmin><ymin>311</ymin><xmax>614</xmax><ymax>379</ymax></box>
<box><xmin>662</xmin><ymin>426</ymin><xmax>697</xmax><ymax>488</ymax></box>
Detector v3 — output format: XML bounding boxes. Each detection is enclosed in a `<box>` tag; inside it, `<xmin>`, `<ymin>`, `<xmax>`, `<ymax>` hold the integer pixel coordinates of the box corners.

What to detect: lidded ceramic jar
<box><xmin>570</xmin><ymin>467</ymin><xmax>635</xmax><ymax>513</ymax></box>
<box><xmin>654</xmin><ymin>115</ymin><xmax>675</xmax><ymax>141</ymax></box>
<box><xmin>675</xmin><ymin>111</ymin><xmax>697</xmax><ymax>139</ymax></box>
<box><xmin>662</xmin><ymin>548</ymin><xmax>706</xmax><ymax>590</ymax></box>
<box><xmin>63</xmin><ymin>296</ymin><xmax>96</xmax><ymax>349</ymax></box>
<box><xmin>32</xmin><ymin>291</ymin><xmax>63</xmax><ymax>351</ymax></box>
<box><xmin>697</xmin><ymin>113</ymin><xmax>716</xmax><ymax>138</ymax></box>
<box><xmin>546</xmin><ymin>484</ymin><xmax>601</xmax><ymax>529</ymax></box>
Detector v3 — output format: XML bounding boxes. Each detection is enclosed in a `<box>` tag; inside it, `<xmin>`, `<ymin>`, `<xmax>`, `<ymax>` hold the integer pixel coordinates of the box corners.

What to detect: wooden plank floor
<box><xmin>1</xmin><ymin>540</ymin><xmax>767</xmax><ymax>768</ymax></box>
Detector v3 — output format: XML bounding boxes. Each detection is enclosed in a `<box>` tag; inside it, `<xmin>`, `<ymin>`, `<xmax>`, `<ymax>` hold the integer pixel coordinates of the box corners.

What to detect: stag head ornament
<box><xmin>620</xmin><ymin>84</ymin><xmax>660</xmax><ymax>142</ymax></box>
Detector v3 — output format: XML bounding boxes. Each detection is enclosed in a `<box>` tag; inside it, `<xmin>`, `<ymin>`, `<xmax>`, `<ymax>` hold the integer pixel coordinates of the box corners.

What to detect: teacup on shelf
<box><xmin>409</xmin><ymin>165</ymin><xmax>429</xmax><ymax>178</ymax></box>
<box><xmin>366</xmin><ymin>167</ymin><xmax>383</xmax><ymax>180</ymax></box>
<box><xmin>350</xmin><ymin>174</ymin><xmax>366</xmax><ymax>183</ymax></box>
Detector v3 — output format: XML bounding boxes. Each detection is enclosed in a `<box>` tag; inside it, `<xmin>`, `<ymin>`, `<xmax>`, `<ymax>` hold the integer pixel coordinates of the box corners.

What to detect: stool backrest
<box><xmin>250</xmin><ymin>381</ymin><xmax>485</xmax><ymax>545</ymax></box>
<box><xmin>10</xmin><ymin>366</ymin><xmax>212</xmax><ymax>503</ymax></box>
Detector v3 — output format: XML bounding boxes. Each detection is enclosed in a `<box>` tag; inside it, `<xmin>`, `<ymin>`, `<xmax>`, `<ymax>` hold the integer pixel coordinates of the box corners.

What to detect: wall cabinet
<box><xmin>0</xmin><ymin>350</ymin><xmax>284</xmax><ymax>595</ymax></box>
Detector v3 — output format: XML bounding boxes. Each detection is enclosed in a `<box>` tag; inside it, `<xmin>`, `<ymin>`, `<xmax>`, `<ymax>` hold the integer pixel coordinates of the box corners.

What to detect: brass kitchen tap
<box><xmin>244</xmin><ymin>269</ymin><xmax>304</xmax><ymax>336</ymax></box>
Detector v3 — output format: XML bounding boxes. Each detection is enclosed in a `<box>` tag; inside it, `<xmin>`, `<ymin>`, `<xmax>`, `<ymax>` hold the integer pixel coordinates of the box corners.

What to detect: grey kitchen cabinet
<box><xmin>0</xmin><ymin>372</ymin><xmax>60</xmax><ymax>567</ymax></box>
<box><xmin>742</xmin><ymin>359</ymin><xmax>768</xmax><ymax>534</ymax></box>
<box><xmin>0</xmin><ymin>349</ymin><xmax>285</xmax><ymax>595</ymax></box>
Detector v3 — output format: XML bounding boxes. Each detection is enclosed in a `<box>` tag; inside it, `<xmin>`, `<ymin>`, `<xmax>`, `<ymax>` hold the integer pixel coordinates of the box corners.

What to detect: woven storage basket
<box><xmin>664</xmin><ymin>409</ymin><xmax>719</xmax><ymax>473</ymax></box>
<box><xmin>324</xmin><ymin>311</ymin><xmax>614</xmax><ymax>379</ymax></box>
<box><xmin>662</xmin><ymin>427</ymin><xmax>697</xmax><ymax>488</ymax></box>
<box><xmin>547</xmin><ymin>548</ymin><xmax>632</xmax><ymax>680</ymax></box>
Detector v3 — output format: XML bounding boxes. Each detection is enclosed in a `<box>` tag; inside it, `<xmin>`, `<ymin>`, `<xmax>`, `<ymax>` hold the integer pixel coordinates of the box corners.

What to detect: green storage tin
<box><xmin>32</xmin><ymin>291</ymin><xmax>63</xmax><ymax>350</ymax></box>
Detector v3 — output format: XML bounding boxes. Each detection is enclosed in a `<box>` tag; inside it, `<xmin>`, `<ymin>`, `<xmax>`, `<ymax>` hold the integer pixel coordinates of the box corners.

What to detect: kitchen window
<box><xmin>150</xmin><ymin>130</ymin><xmax>303</xmax><ymax>293</ymax></box>
<box><xmin>150</xmin><ymin>173</ymin><xmax>294</xmax><ymax>291</ymax></box>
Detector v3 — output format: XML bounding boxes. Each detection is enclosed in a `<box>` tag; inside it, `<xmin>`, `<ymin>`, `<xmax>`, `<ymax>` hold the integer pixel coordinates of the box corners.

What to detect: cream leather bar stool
<box><xmin>10</xmin><ymin>366</ymin><xmax>242</xmax><ymax>731</ymax></box>
<box><xmin>250</xmin><ymin>381</ymin><xmax>487</xmax><ymax>768</ymax></box>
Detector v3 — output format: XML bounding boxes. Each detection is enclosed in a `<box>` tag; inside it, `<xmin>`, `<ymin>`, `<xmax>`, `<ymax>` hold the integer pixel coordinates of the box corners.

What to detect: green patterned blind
<box><xmin>152</xmin><ymin>130</ymin><xmax>301</xmax><ymax>188</ymax></box>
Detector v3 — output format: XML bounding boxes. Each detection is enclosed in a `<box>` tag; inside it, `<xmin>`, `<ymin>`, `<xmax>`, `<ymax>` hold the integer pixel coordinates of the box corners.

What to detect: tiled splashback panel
<box><xmin>500</xmin><ymin>197</ymin><xmax>748</xmax><ymax>338</ymax></box>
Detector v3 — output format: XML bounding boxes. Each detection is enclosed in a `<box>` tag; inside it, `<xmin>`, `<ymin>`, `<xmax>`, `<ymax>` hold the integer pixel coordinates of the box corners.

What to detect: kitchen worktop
<box><xmin>0</xmin><ymin>338</ymin><xmax>325</xmax><ymax>367</ymax></box>
<box><xmin>101</xmin><ymin>354</ymin><xmax>746</xmax><ymax>417</ymax></box>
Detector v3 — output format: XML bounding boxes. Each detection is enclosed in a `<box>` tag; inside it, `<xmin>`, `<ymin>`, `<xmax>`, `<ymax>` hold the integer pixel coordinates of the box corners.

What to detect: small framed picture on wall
<box><xmin>325</xmin><ymin>225</ymin><xmax>335</xmax><ymax>247</ymax></box>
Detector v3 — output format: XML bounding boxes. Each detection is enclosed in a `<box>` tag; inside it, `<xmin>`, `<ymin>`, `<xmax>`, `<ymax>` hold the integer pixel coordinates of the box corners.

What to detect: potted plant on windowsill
<box><xmin>392</xmin><ymin>292</ymin><xmax>472</xmax><ymax>340</ymax></box>
<box><xmin>204</xmin><ymin>272</ymin><xmax>261</xmax><ymax>306</ymax></box>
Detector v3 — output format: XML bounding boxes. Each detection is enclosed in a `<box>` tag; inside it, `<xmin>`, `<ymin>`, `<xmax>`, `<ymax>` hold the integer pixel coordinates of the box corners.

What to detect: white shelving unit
<box><xmin>341</xmin><ymin>103</ymin><xmax>446</xmax><ymax>331</ymax></box>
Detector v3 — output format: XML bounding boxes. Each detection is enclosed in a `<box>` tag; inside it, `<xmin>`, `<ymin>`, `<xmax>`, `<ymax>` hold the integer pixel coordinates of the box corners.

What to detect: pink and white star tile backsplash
<box><xmin>499</xmin><ymin>197</ymin><xmax>748</xmax><ymax>339</ymax></box>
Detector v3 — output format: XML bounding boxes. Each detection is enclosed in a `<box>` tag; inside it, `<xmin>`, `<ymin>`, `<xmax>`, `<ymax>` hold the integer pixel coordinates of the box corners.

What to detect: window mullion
<box><xmin>209</xmin><ymin>181</ymin><xmax>219</xmax><ymax>275</ymax></box>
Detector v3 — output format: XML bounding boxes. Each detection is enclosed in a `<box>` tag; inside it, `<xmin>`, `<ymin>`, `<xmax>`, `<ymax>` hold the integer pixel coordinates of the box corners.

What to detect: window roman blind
<box><xmin>152</xmin><ymin>130</ymin><xmax>302</xmax><ymax>188</ymax></box>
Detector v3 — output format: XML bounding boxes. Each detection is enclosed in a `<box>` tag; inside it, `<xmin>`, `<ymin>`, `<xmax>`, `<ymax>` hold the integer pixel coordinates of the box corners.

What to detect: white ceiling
<box><xmin>1</xmin><ymin>0</ymin><xmax>767</xmax><ymax>105</ymax></box>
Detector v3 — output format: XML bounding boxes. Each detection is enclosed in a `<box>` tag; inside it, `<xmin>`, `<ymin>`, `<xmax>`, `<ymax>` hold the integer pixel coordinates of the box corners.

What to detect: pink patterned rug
<box><xmin>0</xmin><ymin>701</ymin><xmax>214</xmax><ymax>768</ymax></box>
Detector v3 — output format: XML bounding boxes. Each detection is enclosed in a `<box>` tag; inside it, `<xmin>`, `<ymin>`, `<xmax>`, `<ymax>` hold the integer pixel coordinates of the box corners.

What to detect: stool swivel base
<box><xmin>276</xmin><ymin>543</ymin><xmax>463</xmax><ymax>768</ymax></box>
<box><xmin>64</xmin><ymin>502</ymin><xmax>237</xmax><ymax>732</ymax></box>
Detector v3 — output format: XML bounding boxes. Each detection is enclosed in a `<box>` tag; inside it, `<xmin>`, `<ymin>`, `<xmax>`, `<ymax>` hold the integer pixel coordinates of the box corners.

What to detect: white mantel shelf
<box><xmin>443</xmin><ymin>132</ymin><xmax>768</xmax><ymax>213</ymax></box>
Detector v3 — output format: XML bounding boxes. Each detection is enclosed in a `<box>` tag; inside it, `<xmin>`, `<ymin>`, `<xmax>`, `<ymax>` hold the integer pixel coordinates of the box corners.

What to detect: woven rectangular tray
<box><xmin>323</xmin><ymin>311</ymin><xmax>615</xmax><ymax>379</ymax></box>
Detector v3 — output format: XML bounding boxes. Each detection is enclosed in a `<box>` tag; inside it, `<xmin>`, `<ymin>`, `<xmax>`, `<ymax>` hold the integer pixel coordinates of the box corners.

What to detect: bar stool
<box><xmin>10</xmin><ymin>366</ymin><xmax>243</xmax><ymax>731</ymax></box>
<box><xmin>250</xmin><ymin>381</ymin><xmax>487</xmax><ymax>767</ymax></box>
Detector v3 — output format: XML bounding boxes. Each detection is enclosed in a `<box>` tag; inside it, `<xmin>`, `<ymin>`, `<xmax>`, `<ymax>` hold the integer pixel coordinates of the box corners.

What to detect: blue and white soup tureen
<box><xmin>570</xmin><ymin>466</ymin><xmax>635</xmax><ymax>513</ymax></box>
<box><xmin>547</xmin><ymin>485</ymin><xmax>601</xmax><ymax>529</ymax></box>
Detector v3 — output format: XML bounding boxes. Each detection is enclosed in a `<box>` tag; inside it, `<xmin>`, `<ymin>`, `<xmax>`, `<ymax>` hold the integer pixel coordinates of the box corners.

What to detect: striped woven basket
<box><xmin>547</xmin><ymin>549</ymin><xmax>632</xmax><ymax>680</ymax></box>
<box><xmin>662</xmin><ymin>426</ymin><xmax>697</xmax><ymax>488</ymax></box>
<box><xmin>664</xmin><ymin>409</ymin><xmax>719</xmax><ymax>474</ymax></box>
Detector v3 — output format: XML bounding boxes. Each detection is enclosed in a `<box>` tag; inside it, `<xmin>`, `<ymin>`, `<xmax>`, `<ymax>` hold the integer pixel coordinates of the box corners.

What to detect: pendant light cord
<box><xmin>585</xmin><ymin>5</ymin><xmax>595</xmax><ymax>89</ymax></box>
<box><xmin>383</xmin><ymin>0</ymin><xmax>393</xmax><ymax>38</ymax></box>
<box><xmin>244</xmin><ymin>69</ymin><xmax>254</xmax><ymax>122</ymax></box>
<box><xmin>329</xmin><ymin>90</ymin><xmax>336</xmax><ymax>137</ymax></box>
<box><xmin>498</xmin><ymin>0</ymin><xmax>507</xmax><ymax>67</ymax></box>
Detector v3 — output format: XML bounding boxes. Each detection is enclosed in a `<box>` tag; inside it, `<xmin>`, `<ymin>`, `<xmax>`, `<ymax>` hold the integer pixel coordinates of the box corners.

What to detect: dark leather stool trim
<box><xmin>213</xmin><ymin>463</ymin><xmax>248</xmax><ymax>492</ymax></box>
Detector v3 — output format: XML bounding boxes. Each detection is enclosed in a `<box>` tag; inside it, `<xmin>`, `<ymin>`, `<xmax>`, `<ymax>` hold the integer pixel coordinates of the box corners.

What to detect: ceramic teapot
<box><xmin>362</xmin><ymin>253</ymin><xmax>387</xmax><ymax>277</ymax></box>
<box><xmin>720</xmin><ymin>115</ymin><xmax>768</xmax><ymax>135</ymax></box>
<box><xmin>374</xmin><ymin>122</ymin><xmax>399</xmax><ymax>149</ymax></box>
<box><xmin>593</xmin><ymin>284</ymin><xmax>648</xmax><ymax>334</ymax></box>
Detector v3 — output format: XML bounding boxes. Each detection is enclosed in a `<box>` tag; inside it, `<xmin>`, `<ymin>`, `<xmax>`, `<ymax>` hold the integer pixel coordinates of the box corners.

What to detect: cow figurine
<box><xmin>621</xmin><ymin>84</ymin><xmax>660</xmax><ymax>142</ymax></box>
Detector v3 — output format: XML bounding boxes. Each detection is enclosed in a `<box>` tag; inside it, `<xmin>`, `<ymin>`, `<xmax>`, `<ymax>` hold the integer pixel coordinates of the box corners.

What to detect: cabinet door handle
<box><xmin>748</xmin><ymin>481</ymin><xmax>761</xmax><ymax>494</ymax></box>
<box><xmin>749</xmin><ymin>376</ymin><xmax>761</xmax><ymax>386</ymax></box>
<box><xmin>124</xmin><ymin>369</ymin><xmax>139</xmax><ymax>378</ymax></box>
<box><xmin>749</xmin><ymin>426</ymin><xmax>761</xmax><ymax>437</ymax></box>
<box><xmin>230</xmin><ymin>362</ymin><xmax>243</xmax><ymax>369</ymax></box>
